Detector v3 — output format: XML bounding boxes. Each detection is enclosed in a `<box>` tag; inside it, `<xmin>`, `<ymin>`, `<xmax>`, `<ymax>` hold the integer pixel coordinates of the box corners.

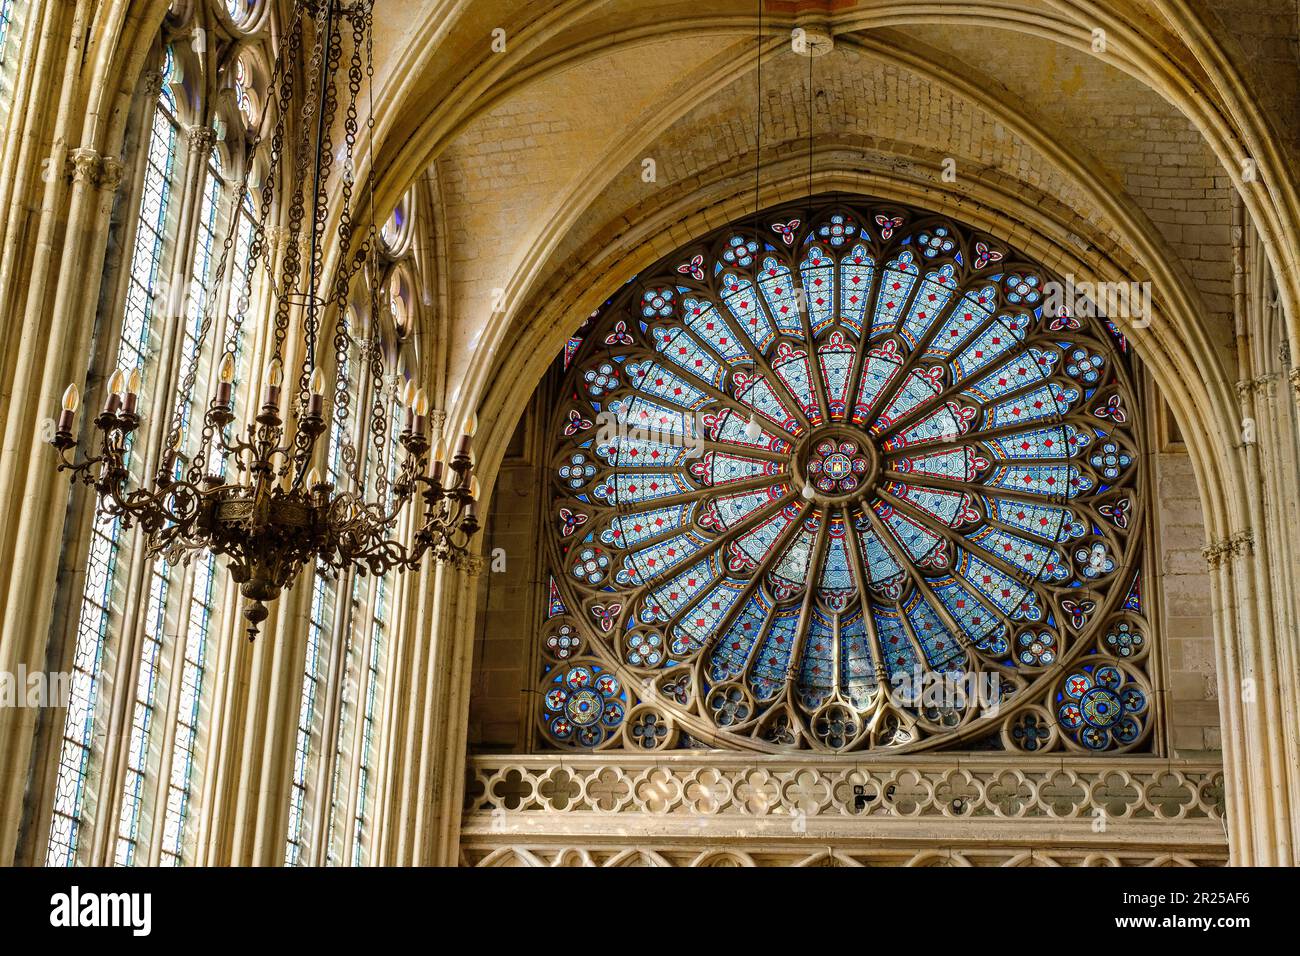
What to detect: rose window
<box><xmin>539</xmin><ymin>199</ymin><xmax>1153</xmax><ymax>754</ymax></box>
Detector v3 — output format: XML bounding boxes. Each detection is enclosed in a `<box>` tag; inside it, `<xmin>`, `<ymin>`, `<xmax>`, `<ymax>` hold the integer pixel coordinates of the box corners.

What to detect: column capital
<box><xmin>186</xmin><ymin>124</ymin><xmax>219</xmax><ymax>160</ymax></box>
<box><xmin>64</xmin><ymin>148</ymin><xmax>126</xmax><ymax>191</ymax></box>
<box><xmin>141</xmin><ymin>69</ymin><xmax>165</xmax><ymax>98</ymax></box>
<box><xmin>1203</xmin><ymin>529</ymin><xmax>1255</xmax><ymax>569</ymax></box>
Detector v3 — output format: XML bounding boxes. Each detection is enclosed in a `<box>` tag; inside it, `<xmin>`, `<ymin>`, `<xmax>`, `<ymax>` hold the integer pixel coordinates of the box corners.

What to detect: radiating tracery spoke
<box><xmin>544</xmin><ymin>200</ymin><xmax>1146</xmax><ymax>754</ymax></box>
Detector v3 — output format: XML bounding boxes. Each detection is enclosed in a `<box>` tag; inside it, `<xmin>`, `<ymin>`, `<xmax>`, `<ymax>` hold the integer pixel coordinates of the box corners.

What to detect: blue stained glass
<box><xmin>644</xmin><ymin>558</ymin><xmax>719</xmax><ymax>621</ymax></box>
<box><xmin>770</xmin><ymin>343</ymin><xmax>821</xmax><ymax>424</ymax></box>
<box><xmin>800</xmin><ymin>246</ymin><xmax>836</xmax><ymax>334</ymax></box>
<box><xmin>756</xmin><ymin>256</ymin><xmax>805</xmax><ymax>335</ymax></box>
<box><xmin>968</xmin><ymin>525</ymin><xmax>1070</xmax><ymax>582</ymax></box>
<box><xmin>817</xmin><ymin>521</ymin><xmax>856</xmax><ymax>608</ymax></box>
<box><xmin>709</xmin><ymin>591</ymin><xmax>772</xmax><ymax>680</ymax></box>
<box><xmin>898</xmin><ymin>264</ymin><xmax>957</xmax><ymax>348</ymax></box>
<box><xmin>797</xmin><ymin>607</ymin><xmax>836</xmax><ymax>708</ymax></box>
<box><xmin>984</xmin><ymin>423</ymin><xmax>1090</xmax><ymax>461</ymax></box>
<box><xmin>710</xmin><ymin>486</ymin><xmax>785</xmax><ymax>532</ymax></box>
<box><xmin>750</xmin><ymin>605</ymin><xmax>800</xmax><ymax>700</ymax></box>
<box><xmin>627</xmin><ymin>359</ymin><xmax>710</xmax><ymax>410</ymax></box>
<box><xmin>653</xmin><ymin>326</ymin><xmax>725</xmax><ymax>386</ymax></box>
<box><xmin>875</xmin><ymin>502</ymin><xmax>946</xmax><ymax>567</ymax></box>
<box><xmin>951</xmin><ymin>313</ymin><xmax>1030</xmax><ymax>380</ymax></box>
<box><xmin>986</xmin><ymin>462</ymin><xmax>1092</xmax><ymax>498</ymax></box>
<box><xmin>732</xmin><ymin>371</ymin><xmax>801</xmax><ymax>434</ymax></box>
<box><xmin>870</xmin><ymin>250</ymin><xmax>919</xmax><ymax>337</ymax></box>
<box><xmin>873</xmin><ymin>366</ymin><xmax>944</xmax><ymax>433</ymax></box>
<box><xmin>603</xmin><ymin>503</ymin><xmax>695</xmax><ymax>549</ymax></box>
<box><xmin>982</xmin><ymin>383</ymin><xmax>1077</xmax><ymax>430</ymax></box>
<box><xmin>816</xmin><ymin>332</ymin><xmax>855</xmax><ymax>419</ymax></box>
<box><xmin>853</xmin><ymin>339</ymin><xmax>905</xmax><ymax>423</ymax></box>
<box><xmin>884</xmin><ymin>481</ymin><xmax>971</xmax><ymax>527</ymax></box>
<box><xmin>852</xmin><ymin>514</ymin><xmax>907</xmax><ymax>598</ymax></box>
<box><xmin>838</xmin><ymin>608</ymin><xmax>878</xmax><ymax>708</ymax></box>
<box><xmin>594</xmin><ymin>471</ymin><xmax>693</xmax><ymax>506</ymax></box>
<box><xmin>892</xmin><ymin>446</ymin><xmax>985</xmax><ymax>483</ymax></box>
<box><xmin>924</xmin><ymin>283</ymin><xmax>998</xmax><ymax>359</ymax></box>
<box><xmin>675</xmin><ymin>578</ymin><xmax>747</xmax><ymax>649</ymax></box>
<box><xmin>683</xmin><ymin>295</ymin><xmax>749</xmax><ymax>363</ymax></box>
<box><xmin>903</xmin><ymin>593</ymin><xmax>966</xmax><ymax>669</ymax></box>
<box><xmin>621</xmin><ymin>531</ymin><xmax>707</xmax><ymax>585</ymax></box>
<box><xmin>719</xmin><ymin>273</ymin><xmax>776</xmax><ymax>351</ymax></box>
<box><xmin>884</xmin><ymin>400</ymin><xmax>975</xmax><ymax>451</ymax></box>
<box><xmin>838</xmin><ymin>244</ymin><xmax>874</xmax><ymax>333</ymax></box>
<box><xmin>929</xmin><ymin>576</ymin><xmax>1002</xmax><ymax>643</ymax></box>
<box><xmin>872</xmin><ymin>604</ymin><xmax>922</xmax><ymax>685</ymax></box>
<box><xmin>730</xmin><ymin>507</ymin><xmax>797</xmax><ymax>569</ymax></box>
<box><xmin>963</xmin><ymin>347</ymin><xmax>1059</xmax><ymax>404</ymax></box>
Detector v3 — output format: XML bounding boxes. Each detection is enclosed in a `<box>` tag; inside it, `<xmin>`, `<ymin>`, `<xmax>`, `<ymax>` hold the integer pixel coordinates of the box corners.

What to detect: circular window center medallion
<box><xmin>800</xmin><ymin>433</ymin><xmax>876</xmax><ymax>499</ymax></box>
<box><xmin>565</xmin><ymin>688</ymin><xmax>603</xmax><ymax>726</ymax></box>
<box><xmin>1080</xmin><ymin>686</ymin><xmax>1123</xmax><ymax>728</ymax></box>
<box><xmin>823</xmin><ymin>452</ymin><xmax>853</xmax><ymax>478</ymax></box>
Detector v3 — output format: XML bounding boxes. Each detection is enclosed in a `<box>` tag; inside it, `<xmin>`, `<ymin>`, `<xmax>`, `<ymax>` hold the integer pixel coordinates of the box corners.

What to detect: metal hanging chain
<box><xmin>289</xmin><ymin>2</ymin><xmax>347</xmax><ymax>479</ymax></box>
<box><xmin>330</xmin><ymin>1</ymin><xmax>374</xmax><ymax>489</ymax></box>
<box><xmin>174</xmin><ymin>4</ymin><xmax>302</xmax><ymax>484</ymax></box>
<box><xmin>362</xmin><ymin>7</ymin><xmax>393</xmax><ymax>508</ymax></box>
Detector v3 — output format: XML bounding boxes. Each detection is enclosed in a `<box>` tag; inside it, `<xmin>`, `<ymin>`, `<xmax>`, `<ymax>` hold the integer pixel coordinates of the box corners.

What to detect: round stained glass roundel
<box><xmin>545</xmin><ymin>198</ymin><xmax>1147</xmax><ymax>753</ymax></box>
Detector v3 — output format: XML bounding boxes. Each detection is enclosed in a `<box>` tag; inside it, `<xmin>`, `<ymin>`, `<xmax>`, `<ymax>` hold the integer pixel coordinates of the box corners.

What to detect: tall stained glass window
<box><xmin>47</xmin><ymin>50</ymin><xmax>180</xmax><ymax>867</ymax></box>
<box><xmin>540</xmin><ymin>199</ymin><xmax>1154</xmax><ymax>756</ymax></box>
<box><xmin>286</xmin><ymin>347</ymin><xmax>354</xmax><ymax>866</ymax></box>
<box><xmin>115</xmin><ymin>155</ymin><xmax>222</xmax><ymax>866</ymax></box>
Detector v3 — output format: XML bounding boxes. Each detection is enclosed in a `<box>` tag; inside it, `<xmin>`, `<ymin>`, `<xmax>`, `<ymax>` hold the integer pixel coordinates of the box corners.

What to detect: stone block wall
<box><xmin>1154</xmin><ymin>409</ymin><xmax>1222</xmax><ymax>754</ymax></box>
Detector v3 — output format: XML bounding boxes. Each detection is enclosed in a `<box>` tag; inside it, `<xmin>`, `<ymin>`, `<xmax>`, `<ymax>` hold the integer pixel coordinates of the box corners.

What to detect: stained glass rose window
<box><xmin>539</xmin><ymin>199</ymin><xmax>1152</xmax><ymax>754</ymax></box>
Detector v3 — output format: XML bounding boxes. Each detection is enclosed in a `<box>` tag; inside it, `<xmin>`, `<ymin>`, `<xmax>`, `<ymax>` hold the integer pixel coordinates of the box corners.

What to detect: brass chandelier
<box><xmin>50</xmin><ymin>0</ymin><xmax>479</xmax><ymax>639</ymax></box>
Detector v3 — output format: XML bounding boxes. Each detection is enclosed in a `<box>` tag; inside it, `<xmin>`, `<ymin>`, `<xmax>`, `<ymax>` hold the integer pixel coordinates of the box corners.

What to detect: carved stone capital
<box><xmin>186</xmin><ymin>125</ymin><xmax>219</xmax><ymax>159</ymax></box>
<box><xmin>1203</xmin><ymin>530</ymin><xmax>1255</xmax><ymax>569</ymax></box>
<box><xmin>1235</xmin><ymin>374</ymin><xmax>1277</xmax><ymax>401</ymax></box>
<box><xmin>141</xmin><ymin>69</ymin><xmax>165</xmax><ymax>99</ymax></box>
<box><xmin>98</xmin><ymin>155</ymin><xmax>125</xmax><ymax>192</ymax></box>
<box><xmin>64</xmin><ymin>148</ymin><xmax>126</xmax><ymax>191</ymax></box>
<box><xmin>65</xmin><ymin>147</ymin><xmax>101</xmax><ymax>184</ymax></box>
<box><xmin>1290</xmin><ymin>366</ymin><xmax>1300</xmax><ymax>404</ymax></box>
<box><xmin>429</xmin><ymin>409</ymin><xmax>449</xmax><ymax>433</ymax></box>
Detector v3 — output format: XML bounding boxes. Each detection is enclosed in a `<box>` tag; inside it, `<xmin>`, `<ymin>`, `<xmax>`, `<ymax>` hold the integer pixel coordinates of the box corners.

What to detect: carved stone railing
<box><xmin>461</xmin><ymin>753</ymin><xmax>1227</xmax><ymax>867</ymax></box>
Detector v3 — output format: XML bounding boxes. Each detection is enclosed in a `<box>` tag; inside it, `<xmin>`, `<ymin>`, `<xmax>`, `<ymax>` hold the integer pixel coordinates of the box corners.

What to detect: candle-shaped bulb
<box><xmin>219</xmin><ymin>352</ymin><xmax>236</xmax><ymax>384</ymax></box>
<box><xmin>432</xmin><ymin>438</ymin><xmax>446</xmax><ymax>463</ymax></box>
<box><xmin>171</xmin><ymin>429</ymin><xmax>184</xmax><ymax>452</ymax></box>
<box><xmin>414</xmin><ymin>388</ymin><xmax>429</xmax><ymax>417</ymax></box>
<box><xmin>107</xmin><ymin>369</ymin><xmax>125</xmax><ymax>396</ymax></box>
<box><xmin>126</xmin><ymin>368</ymin><xmax>141</xmax><ymax>396</ymax></box>
<box><xmin>310</xmin><ymin>367</ymin><xmax>326</xmax><ymax>396</ymax></box>
<box><xmin>266</xmin><ymin>358</ymin><xmax>283</xmax><ymax>388</ymax></box>
<box><xmin>402</xmin><ymin>379</ymin><xmax>417</xmax><ymax>409</ymax></box>
<box><xmin>463</xmin><ymin>409</ymin><xmax>478</xmax><ymax>437</ymax></box>
<box><xmin>62</xmin><ymin>384</ymin><xmax>79</xmax><ymax>413</ymax></box>
<box><xmin>307</xmin><ymin>466</ymin><xmax>321</xmax><ymax>488</ymax></box>
<box><xmin>469</xmin><ymin>476</ymin><xmax>480</xmax><ymax>500</ymax></box>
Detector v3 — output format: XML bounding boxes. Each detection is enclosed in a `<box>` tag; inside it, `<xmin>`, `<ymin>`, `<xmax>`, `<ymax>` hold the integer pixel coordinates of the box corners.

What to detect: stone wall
<box><xmin>1154</xmin><ymin>406</ymin><xmax>1222</xmax><ymax>754</ymax></box>
<box><xmin>467</xmin><ymin>397</ymin><xmax>545</xmax><ymax>752</ymax></box>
